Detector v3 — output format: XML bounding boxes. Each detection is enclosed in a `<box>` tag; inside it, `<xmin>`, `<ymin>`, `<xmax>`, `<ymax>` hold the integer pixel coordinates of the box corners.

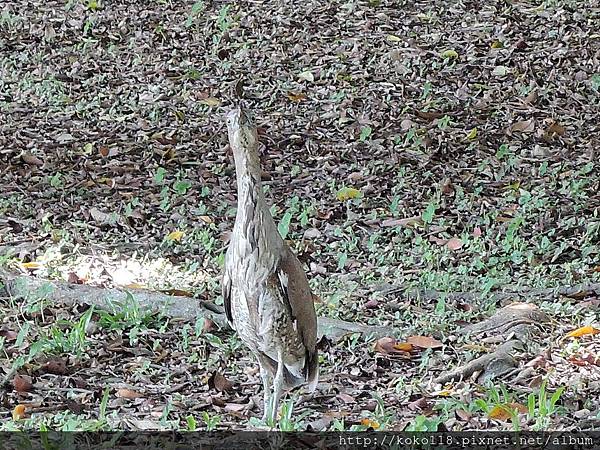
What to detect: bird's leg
<box><xmin>270</xmin><ymin>348</ymin><xmax>286</xmax><ymax>424</ymax></box>
<box><xmin>260</xmin><ymin>365</ymin><xmax>273</xmax><ymax>422</ymax></box>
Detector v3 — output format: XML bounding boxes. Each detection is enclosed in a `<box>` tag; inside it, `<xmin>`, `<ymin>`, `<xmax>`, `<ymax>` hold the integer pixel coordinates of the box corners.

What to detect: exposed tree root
<box><xmin>0</xmin><ymin>270</ymin><xmax>393</xmax><ymax>344</ymax></box>
<box><xmin>434</xmin><ymin>303</ymin><xmax>551</xmax><ymax>384</ymax></box>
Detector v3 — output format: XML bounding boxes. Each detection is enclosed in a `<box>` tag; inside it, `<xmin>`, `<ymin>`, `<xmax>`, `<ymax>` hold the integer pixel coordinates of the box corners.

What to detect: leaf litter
<box><xmin>0</xmin><ymin>0</ymin><xmax>599</xmax><ymax>432</ymax></box>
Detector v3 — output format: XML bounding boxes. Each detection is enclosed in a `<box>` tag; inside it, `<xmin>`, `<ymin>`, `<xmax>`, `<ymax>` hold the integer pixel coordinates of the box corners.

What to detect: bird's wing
<box><xmin>222</xmin><ymin>261</ymin><xmax>233</xmax><ymax>327</ymax></box>
<box><xmin>275</xmin><ymin>245</ymin><xmax>319</xmax><ymax>388</ymax></box>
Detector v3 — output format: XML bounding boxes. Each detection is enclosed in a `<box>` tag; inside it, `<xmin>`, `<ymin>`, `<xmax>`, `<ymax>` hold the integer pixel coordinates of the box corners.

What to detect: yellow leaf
<box><xmin>336</xmin><ymin>187</ymin><xmax>362</xmax><ymax>202</ymax></box>
<box><xmin>123</xmin><ymin>283</ymin><xmax>146</xmax><ymax>290</ymax></box>
<box><xmin>491</xmin><ymin>40</ymin><xmax>504</xmax><ymax>49</ymax></box>
<box><xmin>360</xmin><ymin>418</ymin><xmax>380</xmax><ymax>429</ymax></box>
<box><xmin>166</xmin><ymin>230</ymin><xmax>184</xmax><ymax>242</ymax></box>
<box><xmin>286</xmin><ymin>92</ymin><xmax>307</xmax><ymax>102</ymax></box>
<box><xmin>488</xmin><ymin>403</ymin><xmax>527</xmax><ymax>421</ymax></box>
<box><xmin>200</xmin><ymin>97</ymin><xmax>220</xmax><ymax>107</ymax></box>
<box><xmin>21</xmin><ymin>262</ymin><xmax>42</xmax><ymax>269</ymax></box>
<box><xmin>12</xmin><ymin>404</ymin><xmax>27</xmax><ymax>420</ymax></box>
<box><xmin>386</xmin><ymin>34</ymin><xmax>402</xmax><ymax>42</ymax></box>
<box><xmin>393</xmin><ymin>342</ymin><xmax>414</xmax><ymax>352</ymax></box>
<box><xmin>466</xmin><ymin>127</ymin><xmax>478</xmax><ymax>140</ymax></box>
<box><xmin>441</xmin><ymin>49</ymin><xmax>459</xmax><ymax>59</ymax></box>
<box><xmin>436</xmin><ymin>389</ymin><xmax>453</xmax><ymax>397</ymax></box>
<box><xmin>565</xmin><ymin>326</ymin><xmax>599</xmax><ymax>338</ymax></box>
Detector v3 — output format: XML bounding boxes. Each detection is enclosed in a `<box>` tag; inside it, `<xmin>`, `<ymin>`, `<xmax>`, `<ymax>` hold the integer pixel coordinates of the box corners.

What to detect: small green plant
<box><xmin>186</xmin><ymin>415</ymin><xmax>197</xmax><ymax>431</ymax></box>
<box><xmin>201</xmin><ymin>411</ymin><xmax>221</xmax><ymax>431</ymax></box>
<box><xmin>527</xmin><ymin>381</ymin><xmax>564</xmax><ymax>430</ymax></box>
<box><xmin>405</xmin><ymin>414</ymin><xmax>443</xmax><ymax>431</ymax></box>
<box><xmin>173</xmin><ymin>179</ymin><xmax>192</xmax><ymax>195</ymax></box>
<box><xmin>97</xmin><ymin>293</ymin><xmax>163</xmax><ymax>345</ymax></box>
<box><xmin>359</xmin><ymin>126</ymin><xmax>372</xmax><ymax>142</ymax></box>
<box><xmin>154</xmin><ymin>167</ymin><xmax>166</xmax><ymax>184</ymax></box>
<box><xmin>185</xmin><ymin>0</ymin><xmax>205</xmax><ymax>28</ymax></box>
<box><xmin>44</xmin><ymin>307</ymin><xmax>94</xmax><ymax>356</ymax></box>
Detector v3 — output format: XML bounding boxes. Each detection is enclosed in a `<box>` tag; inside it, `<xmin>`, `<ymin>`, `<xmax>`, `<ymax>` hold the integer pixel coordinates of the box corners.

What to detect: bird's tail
<box><xmin>305</xmin><ymin>350</ymin><xmax>319</xmax><ymax>393</ymax></box>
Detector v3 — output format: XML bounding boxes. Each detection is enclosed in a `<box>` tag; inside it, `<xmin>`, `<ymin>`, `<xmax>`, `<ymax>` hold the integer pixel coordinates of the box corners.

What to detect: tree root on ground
<box><xmin>0</xmin><ymin>270</ymin><xmax>393</xmax><ymax>344</ymax></box>
<box><xmin>434</xmin><ymin>303</ymin><xmax>551</xmax><ymax>384</ymax></box>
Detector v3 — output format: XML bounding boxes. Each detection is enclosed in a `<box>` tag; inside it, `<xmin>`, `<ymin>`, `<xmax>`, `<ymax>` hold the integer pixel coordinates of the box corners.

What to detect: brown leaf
<box><xmin>407</xmin><ymin>335</ymin><xmax>443</xmax><ymax>349</ymax></box>
<box><xmin>67</xmin><ymin>272</ymin><xmax>83</xmax><ymax>284</ymax></box>
<box><xmin>568</xmin><ymin>354</ymin><xmax>600</xmax><ymax>367</ymax></box>
<box><xmin>21</xmin><ymin>153</ymin><xmax>44</xmax><ymax>166</ymax></box>
<box><xmin>446</xmin><ymin>237</ymin><xmax>463</xmax><ymax>251</ymax></box>
<box><xmin>416</xmin><ymin>111</ymin><xmax>445</xmax><ymax>121</ymax></box>
<box><xmin>374</xmin><ymin>337</ymin><xmax>412</xmax><ymax>358</ymax></box>
<box><xmin>202</xmin><ymin>318</ymin><xmax>216</xmax><ymax>333</ymax></box>
<box><xmin>393</xmin><ymin>342</ymin><xmax>414</xmax><ymax>352</ymax></box>
<box><xmin>522</xmin><ymin>90</ymin><xmax>538</xmax><ymax>105</ymax></box>
<box><xmin>160</xmin><ymin>288</ymin><xmax>193</xmax><ymax>297</ymax></box>
<box><xmin>208</xmin><ymin>372</ymin><xmax>233</xmax><ymax>392</ymax></box>
<box><xmin>408</xmin><ymin>397</ymin><xmax>432</xmax><ymax>413</ymax></box>
<box><xmin>456</xmin><ymin>409</ymin><xmax>473</xmax><ymax>421</ymax></box>
<box><xmin>364</xmin><ymin>298</ymin><xmax>379</xmax><ymax>309</ymax></box>
<box><xmin>40</xmin><ymin>357</ymin><xmax>68</xmax><ymax>375</ymax></box>
<box><xmin>360</xmin><ymin>418</ymin><xmax>380</xmax><ymax>429</ymax></box>
<box><xmin>546</xmin><ymin>121</ymin><xmax>566</xmax><ymax>136</ymax></box>
<box><xmin>336</xmin><ymin>393</ymin><xmax>356</xmax><ymax>404</ymax></box>
<box><xmin>381</xmin><ymin>216</ymin><xmax>424</xmax><ymax>228</ymax></box>
<box><xmin>287</xmin><ymin>92</ymin><xmax>307</xmax><ymax>102</ymax></box>
<box><xmin>0</xmin><ymin>329</ymin><xmax>18</xmax><ymax>341</ymax></box>
<box><xmin>116</xmin><ymin>388</ymin><xmax>144</xmax><ymax>399</ymax></box>
<box><xmin>224</xmin><ymin>402</ymin><xmax>247</xmax><ymax>412</ymax></box>
<box><xmin>13</xmin><ymin>375</ymin><xmax>33</xmax><ymax>393</ymax></box>
<box><xmin>507</xmin><ymin>119</ymin><xmax>535</xmax><ymax>134</ymax></box>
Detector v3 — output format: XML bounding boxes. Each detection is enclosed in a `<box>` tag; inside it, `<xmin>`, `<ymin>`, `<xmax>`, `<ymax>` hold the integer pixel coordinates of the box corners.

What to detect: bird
<box><xmin>222</xmin><ymin>107</ymin><xmax>318</xmax><ymax>423</ymax></box>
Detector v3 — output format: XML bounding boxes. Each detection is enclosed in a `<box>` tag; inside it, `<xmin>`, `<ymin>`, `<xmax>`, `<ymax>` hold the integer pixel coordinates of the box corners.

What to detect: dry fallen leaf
<box><xmin>488</xmin><ymin>403</ymin><xmax>528</xmax><ymax>421</ymax></box>
<box><xmin>224</xmin><ymin>402</ymin><xmax>248</xmax><ymax>413</ymax></box>
<box><xmin>40</xmin><ymin>358</ymin><xmax>68</xmax><ymax>375</ymax></box>
<box><xmin>381</xmin><ymin>216</ymin><xmax>424</xmax><ymax>228</ymax></box>
<box><xmin>446</xmin><ymin>237</ymin><xmax>463</xmax><ymax>251</ymax></box>
<box><xmin>116</xmin><ymin>388</ymin><xmax>144</xmax><ymax>399</ymax></box>
<box><xmin>568</xmin><ymin>354</ymin><xmax>600</xmax><ymax>367</ymax></box>
<box><xmin>13</xmin><ymin>375</ymin><xmax>33</xmax><ymax>393</ymax></box>
<box><xmin>287</xmin><ymin>92</ymin><xmax>307</xmax><ymax>102</ymax></box>
<box><xmin>21</xmin><ymin>153</ymin><xmax>44</xmax><ymax>166</ymax></box>
<box><xmin>336</xmin><ymin>393</ymin><xmax>356</xmax><ymax>404</ymax></box>
<box><xmin>407</xmin><ymin>335</ymin><xmax>443</xmax><ymax>349</ymax></box>
<box><xmin>199</xmin><ymin>97</ymin><xmax>220</xmax><ymax>107</ymax></box>
<box><xmin>166</xmin><ymin>230</ymin><xmax>184</xmax><ymax>242</ymax></box>
<box><xmin>208</xmin><ymin>371</ymin><xmax>233</xmax><ymax>392</ymax></box>
<box><xmin>374</xmin><ymin>337</ymin><xmax>412</xmax><ymax>358</ymax></box>
<box><xmin>0</xmin><ymin>329</ymin><xmax>18</xmax><ymax>341</ymax></box>
<box><xmin>565</xmin><ymin>326</ymin><xmax>599</xmax><ymax>338</ymax></box>
<box><xmin>507</xmin><ymin>119</ymin><xmax>535</xmax><ymax>134</ymax></box>
<box><xmin>20</xmin><ymin>261</ymin><xmax>42</xmax><ymax>269</ymax></box>
<box><xmin>12</xmin><ymin>404</ymin><xmax>27</xmax><ymax>420</ymax></box>
<box><xmin>360</xmin><ymin>418</ymin><xmax>380</xmax><ymax>429</ymax></box>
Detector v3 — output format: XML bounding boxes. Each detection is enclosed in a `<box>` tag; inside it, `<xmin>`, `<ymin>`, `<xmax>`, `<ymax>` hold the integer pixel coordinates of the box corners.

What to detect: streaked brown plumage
<box><xmin>222</xmin><ymin>107</ymin><xmax>318</xmax><ymax>422</ymax></box>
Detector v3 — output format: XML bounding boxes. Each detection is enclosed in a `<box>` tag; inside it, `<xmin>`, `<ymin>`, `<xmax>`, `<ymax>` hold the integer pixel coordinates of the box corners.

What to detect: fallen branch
<box><xmin>0</xmin><ymin>270</ymin><xmax>392</xmax><ymax>342</ymax></box>
<box><xmin>375</xmin><ymin>282</ymin><xmax>600</xmax><ymax>310</ymax></box>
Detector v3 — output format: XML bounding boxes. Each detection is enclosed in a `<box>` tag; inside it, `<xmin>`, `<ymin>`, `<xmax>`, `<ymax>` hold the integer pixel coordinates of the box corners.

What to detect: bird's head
<box><xmin>226</xmin><ymin>107</ymin><xmax>259</xmax><ymax>153</ymax></box>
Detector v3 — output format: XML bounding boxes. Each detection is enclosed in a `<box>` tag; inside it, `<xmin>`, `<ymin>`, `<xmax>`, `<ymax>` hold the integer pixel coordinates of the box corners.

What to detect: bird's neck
<box><xmin>233</xmin><ymin>157</ymin><xmax>280</xmax><ymax>251</ymax></box>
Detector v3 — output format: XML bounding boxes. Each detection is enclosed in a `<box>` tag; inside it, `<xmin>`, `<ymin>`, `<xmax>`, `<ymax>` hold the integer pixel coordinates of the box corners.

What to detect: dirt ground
<box><xmin>1</xmin><ymin>0</ymin><xmax>599</xmax><ymax>431</ymax></box>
